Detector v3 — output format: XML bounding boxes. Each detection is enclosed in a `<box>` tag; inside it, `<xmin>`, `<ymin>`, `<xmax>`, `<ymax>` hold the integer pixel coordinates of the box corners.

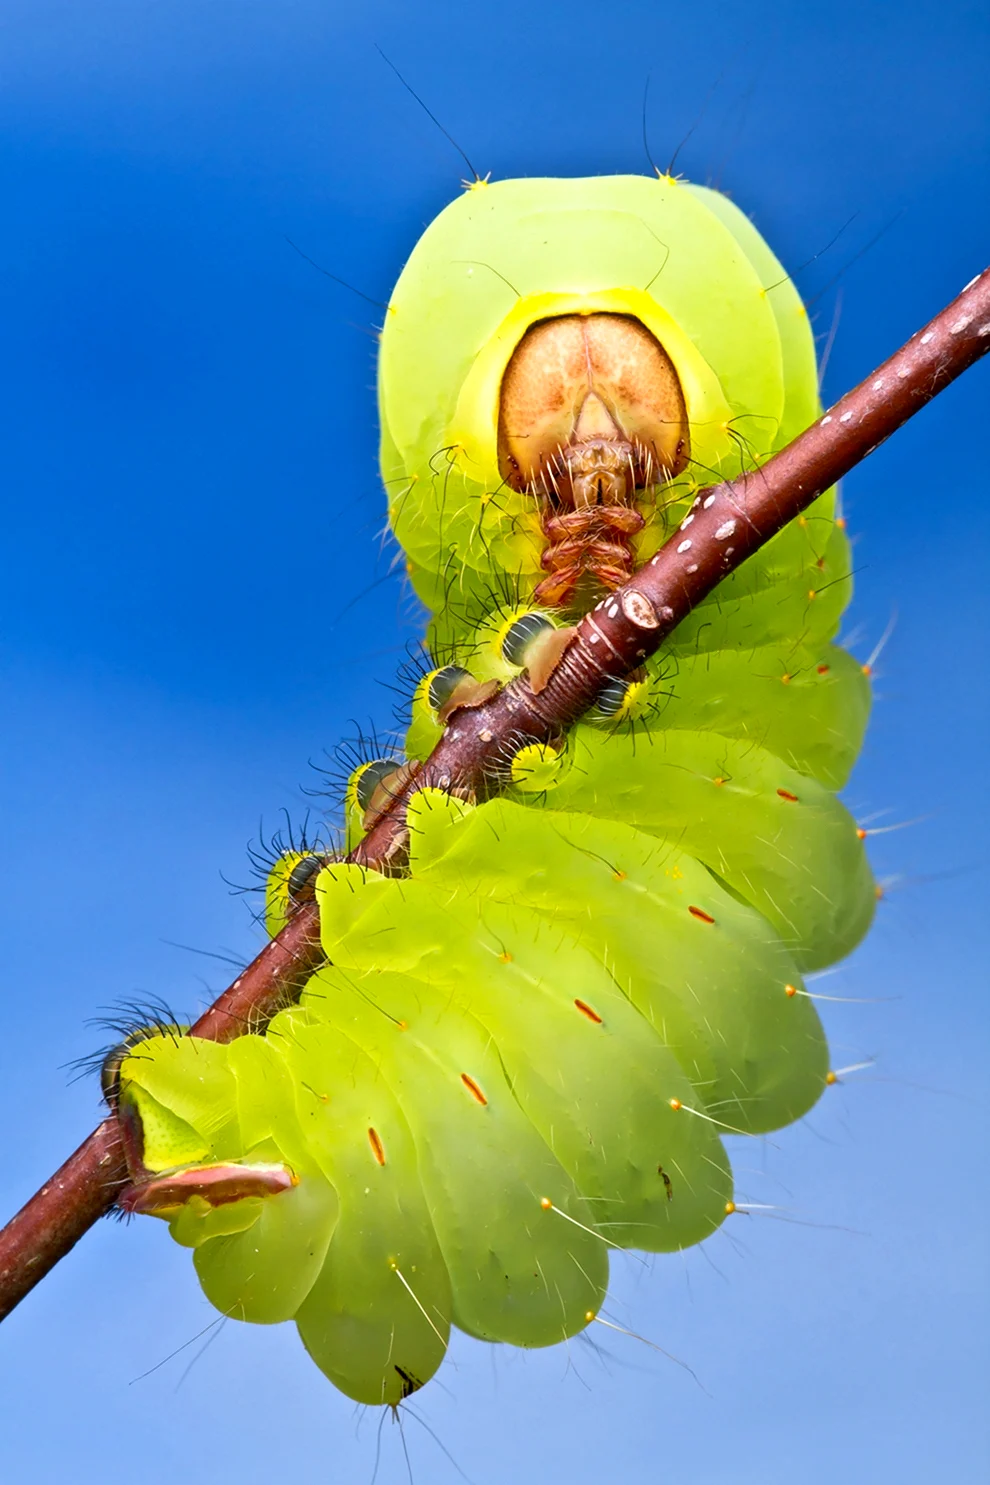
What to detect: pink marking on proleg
<box><xmin>120</xmin><ymin>1162</ymin><xmax>297</xmax><ymax>1215</ymax></box>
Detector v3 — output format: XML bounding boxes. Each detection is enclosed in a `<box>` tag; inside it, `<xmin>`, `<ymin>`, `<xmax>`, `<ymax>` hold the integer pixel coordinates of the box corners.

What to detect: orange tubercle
<box><xmin>574</xmin><ymin>998</ymin><xmax>603</xmax><ymax>1024</ymax></box>
<box><xmin>460</xmin><ymin>1073</ymin><xmax>488</xmax><ymax>1106</ymax></box>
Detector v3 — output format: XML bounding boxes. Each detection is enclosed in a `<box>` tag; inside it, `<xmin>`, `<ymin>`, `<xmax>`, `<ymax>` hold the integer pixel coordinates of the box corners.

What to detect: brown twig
<box><xmin>1</xmin><ymin>268</ymin><xmax>987</xmax><ymax>1326</ymax></box>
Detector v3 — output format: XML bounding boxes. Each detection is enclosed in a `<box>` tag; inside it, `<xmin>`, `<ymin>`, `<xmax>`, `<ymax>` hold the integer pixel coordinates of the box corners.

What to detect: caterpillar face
<box><xmin>497</xmin><ymin>313</ymin><xmax>689</xmax><ymax>500</ymax></box>
<box><xmin>379</xmin><ymin>173</ymin><xmax>820</xmax><ymax>644</ymax></box>
<box><xmin>116</xmin><ymin>172</ymin><xmax>875</xmax><ymax>1410</ymax></box>
<box><xmin>497</xmin><ymin>311</ymin><xmax>690</xmax><ymax>604</ymax></box>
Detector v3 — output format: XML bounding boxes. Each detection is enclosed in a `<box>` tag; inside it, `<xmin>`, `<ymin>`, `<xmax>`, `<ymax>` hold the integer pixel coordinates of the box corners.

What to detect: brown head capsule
<box><xmin>497</xmin><ymin>313</ymin><xmax>689</xmax><ymax>607</ymax></box>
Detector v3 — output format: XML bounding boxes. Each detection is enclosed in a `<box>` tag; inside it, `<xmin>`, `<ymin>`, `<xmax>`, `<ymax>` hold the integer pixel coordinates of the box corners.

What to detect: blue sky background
<box><xmin>0</xmin><ymin>2</ymin><xmax>987</xmax><ymax>1480</ymax></box>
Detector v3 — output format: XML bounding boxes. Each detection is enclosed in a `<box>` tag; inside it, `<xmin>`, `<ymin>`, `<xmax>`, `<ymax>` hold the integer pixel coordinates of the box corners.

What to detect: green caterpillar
<box><xmin>110</xmin><ymin>174</ymin><xmax>874</xmax><ymax>1407</ymax></box>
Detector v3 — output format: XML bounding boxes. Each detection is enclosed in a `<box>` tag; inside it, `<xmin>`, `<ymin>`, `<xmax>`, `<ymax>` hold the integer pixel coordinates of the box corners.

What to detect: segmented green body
<box><xmin>116</xmin><ymin>174</ymin><xmax>874</xmax><ymax>1407</ymax></box>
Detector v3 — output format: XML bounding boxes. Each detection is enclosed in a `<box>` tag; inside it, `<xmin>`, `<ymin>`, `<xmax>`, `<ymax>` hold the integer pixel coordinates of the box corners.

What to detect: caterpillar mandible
<box><xmin>110</xmin><ymin>173</ymin><xmax>874</xmax><ymax>1407</ymax></box>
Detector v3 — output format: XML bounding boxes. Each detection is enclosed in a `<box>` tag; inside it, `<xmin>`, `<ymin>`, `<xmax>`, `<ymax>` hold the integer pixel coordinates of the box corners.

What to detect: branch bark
<box><xmin>1</xmin><ymin>267</ymin><xmax>987</xmax><ymax>1325</ymax></box>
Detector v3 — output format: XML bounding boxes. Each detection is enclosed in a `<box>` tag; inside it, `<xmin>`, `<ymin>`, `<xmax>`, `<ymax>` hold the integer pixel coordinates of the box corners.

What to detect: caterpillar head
<box><xmin>380</xmin><ymin>174</ymin><xmax>819</xmax><ymax>637</ymax></box>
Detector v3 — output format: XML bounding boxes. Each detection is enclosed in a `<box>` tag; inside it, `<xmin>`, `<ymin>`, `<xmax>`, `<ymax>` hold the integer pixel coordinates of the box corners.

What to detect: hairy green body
<box><xmin>115</xmin><ymin>174</ymin><xmax>874</xmax><ymax>1407</ymax></box>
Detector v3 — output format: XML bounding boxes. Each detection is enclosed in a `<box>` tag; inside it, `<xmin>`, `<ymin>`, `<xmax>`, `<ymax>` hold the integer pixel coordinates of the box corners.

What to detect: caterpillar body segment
<box><xmin>279</xmin><ymin>1015</ymin><xmax>453</xmax><ymax>1405</ymax></box>
<box><xmin>543</xmin><ymin>726</ymin><xmax>874</xmax><ymax>971</ymax></box>
<box><xmin>115</xmin><ymin>172</ymin><xmax>877</xmax><ymax>1407</ymax></box>
<box><xmin>649</xmin><ymin>639</ymin><xmax>870</xmax><ymax>791</ymax></box>
<box><xmin>406</xmin><ymin>792</ymin><xmax>829</xmax><ymax>1134</ymax></box>
<box><xmin>315</xmin><ymin>860</ymin><xmax>733</xmax><ymax>1254</ymax></box>
<box><xmin>300</xmin><ymin>964</ymin><xmax>609</xmax><ymax>1347</ymax></box>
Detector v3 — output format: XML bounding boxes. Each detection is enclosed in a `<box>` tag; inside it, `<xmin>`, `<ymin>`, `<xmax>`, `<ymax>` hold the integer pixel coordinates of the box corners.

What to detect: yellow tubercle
<box><xmin>509</xmin><ymin>742</ymin><xmax>565</xmax><ymax>794</ymax></box>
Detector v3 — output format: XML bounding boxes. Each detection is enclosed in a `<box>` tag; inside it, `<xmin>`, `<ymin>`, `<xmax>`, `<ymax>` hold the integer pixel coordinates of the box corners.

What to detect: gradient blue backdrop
<box><xmin>1</xmin><ymin>2</ymin><xmax>986</xmax><ymax>1481</ymax></box>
